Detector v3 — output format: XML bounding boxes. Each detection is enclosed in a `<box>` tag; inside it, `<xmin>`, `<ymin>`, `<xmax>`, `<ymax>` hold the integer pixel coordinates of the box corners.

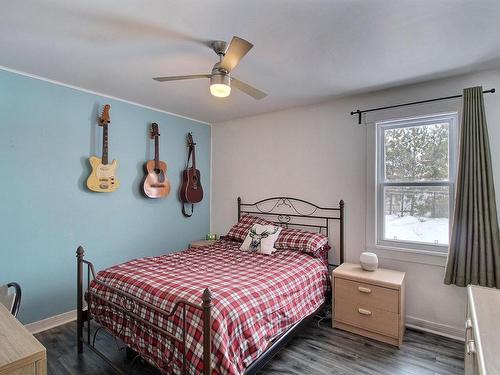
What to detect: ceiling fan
<box><xmin>153</xmin><ymin>36</ymin><xmax>267</xmax><ymax>100</ymax></box>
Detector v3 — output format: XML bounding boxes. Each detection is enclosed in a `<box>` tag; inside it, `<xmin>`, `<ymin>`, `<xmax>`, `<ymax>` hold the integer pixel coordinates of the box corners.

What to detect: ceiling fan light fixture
<box><xmin>152</xmin><ymin>36</ymin><xmax>267</xmax><ymax>100</ymax></box>
<box><xmin>210</xmin><ymin>73</ymin><xmax>231</xmax><ymax>98</ymax></box>
<box><xmin>210</xmin><ymin>83</ymin><xmax>231</xmax><ymax>98</ymax></box>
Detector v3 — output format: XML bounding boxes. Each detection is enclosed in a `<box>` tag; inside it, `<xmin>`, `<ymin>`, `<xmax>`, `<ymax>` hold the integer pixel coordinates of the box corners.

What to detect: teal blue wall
<box><xmin>0</xmin><ymin>69</ymin><xmax>211</xmax><ymax>324</ymax></box>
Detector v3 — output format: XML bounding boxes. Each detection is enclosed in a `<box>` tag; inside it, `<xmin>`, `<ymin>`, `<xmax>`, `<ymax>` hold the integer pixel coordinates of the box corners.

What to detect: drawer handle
<box><xmin>466</xmin><ymin>340</ymin><xmax>476</xmax><ymax>355</ymax></box>
<box><xmin>358</xmin><ymin>286</ymin><xmax>372</xmax><ymax>294</ymax></box>
<box><xmin>358</xmin><ymin>308</ymin><xmax>372</xmax><ymax>316</ymax></box>
<box><xmin>465</xmin><ymin>318</ymin><xmax>472</xmax><ymax>330</ymax></box>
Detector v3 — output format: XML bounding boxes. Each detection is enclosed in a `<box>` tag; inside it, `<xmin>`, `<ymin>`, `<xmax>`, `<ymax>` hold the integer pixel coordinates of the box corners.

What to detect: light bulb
<box><xmin>210</xmin><ymin>83</ymin><xmax>231</xmax><ymax>98</ymax></box>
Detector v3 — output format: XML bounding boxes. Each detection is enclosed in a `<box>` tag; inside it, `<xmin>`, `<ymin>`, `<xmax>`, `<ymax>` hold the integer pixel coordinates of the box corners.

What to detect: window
<box><xmin>376</xmin><ymin>113</ymin><xmax>458</xmax><ymax>252</ymax></box>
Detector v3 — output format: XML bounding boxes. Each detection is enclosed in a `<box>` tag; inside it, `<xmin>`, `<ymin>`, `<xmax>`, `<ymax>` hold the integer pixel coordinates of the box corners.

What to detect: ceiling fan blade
<box><xmin>153</xmin><ymin>74</ymin><xmax>211</xmax><ymax>82</ymax></box>
<box><xmin>231</xmin><ymin>78</ymin><xmax>267</xmax><ymax>100</ymax></box>
<box><xmin>219</xmin><ymin>36</ymin><xmax>253</xmax><ymax>72</ymax></box>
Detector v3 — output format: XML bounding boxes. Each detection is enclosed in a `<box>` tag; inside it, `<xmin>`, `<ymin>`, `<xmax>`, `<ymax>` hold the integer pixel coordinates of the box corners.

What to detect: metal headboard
<box><xmin>237</xmin><ymin>197</ymin><xmax>345</xmax><ymax>265</ymax></box>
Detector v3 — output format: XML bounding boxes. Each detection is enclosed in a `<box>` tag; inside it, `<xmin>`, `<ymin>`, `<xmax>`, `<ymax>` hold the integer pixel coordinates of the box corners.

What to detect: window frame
<box><xmin>376</xmin><ymin>112</ymin><xmax>458</xmax><ymax>253</ymax></box>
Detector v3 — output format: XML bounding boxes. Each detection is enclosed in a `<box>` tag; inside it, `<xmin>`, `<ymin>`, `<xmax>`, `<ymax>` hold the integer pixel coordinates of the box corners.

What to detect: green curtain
<box><xmin>444</xmin><ymin>86</ymin><xmax>500</xmax><ymax>288</ymax></box>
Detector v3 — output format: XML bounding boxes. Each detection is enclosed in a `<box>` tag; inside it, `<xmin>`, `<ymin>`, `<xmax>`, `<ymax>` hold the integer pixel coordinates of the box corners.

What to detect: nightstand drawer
<box><xmin>335</xmin><ymin>302</ymin><xmax>399</xmax><ymax>338</ymax></box>
<box><xmin>335</xmin><ymin>277</ymin><xmax>399</xmax><ymax>313</ymax></box>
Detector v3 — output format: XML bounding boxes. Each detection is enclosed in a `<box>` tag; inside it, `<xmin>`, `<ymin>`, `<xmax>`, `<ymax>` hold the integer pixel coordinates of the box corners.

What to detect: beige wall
<box><xmin>211</xmin><ymin>98</ymin><xmax>367</xmax><ymax>263</ymax></box>
<box><xmin>211</xmin><ymin>67</ymin><xmax>500</xmax><ymax>338</ymax></box>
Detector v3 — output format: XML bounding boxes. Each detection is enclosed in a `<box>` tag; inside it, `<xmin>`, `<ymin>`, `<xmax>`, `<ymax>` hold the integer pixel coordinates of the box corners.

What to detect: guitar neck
<box><xmin>191</xmin><ymin>145</ymin><xmax>196</xmax><ymax>169</ymax></box>
<box><xmin>154</xmin><ymin>135</ymin><xmax>160</xmax><ymax>170</ymax></box>
<box><xmin>102</xmin><ymin>124</ymin><xmax>109</xmax><ymax>165</ymax></box>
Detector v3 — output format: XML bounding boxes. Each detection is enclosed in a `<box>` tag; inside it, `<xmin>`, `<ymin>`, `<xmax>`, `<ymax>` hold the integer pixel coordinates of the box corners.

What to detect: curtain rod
<box><xmin>350</xmin><ymin>88</ymin><xmax>496</xmax><ymax>124</ymax></box>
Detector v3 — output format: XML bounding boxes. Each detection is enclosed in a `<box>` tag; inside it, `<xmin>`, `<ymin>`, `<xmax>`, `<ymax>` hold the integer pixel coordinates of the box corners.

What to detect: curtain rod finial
<box><xmin>349</xmin><ymin>110</ymin><xmax>363</xmax><ymax>124</ymax></box>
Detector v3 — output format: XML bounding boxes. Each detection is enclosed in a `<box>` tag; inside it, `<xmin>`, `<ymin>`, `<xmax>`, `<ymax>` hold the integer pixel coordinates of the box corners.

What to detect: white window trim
<box><xmin>365</xmin><ymin>110</ymin><xmax>460</xmax><ymax>266</ymax></box>
<box><xmin>373</xmin><ymin>244</ymin><xmax>448</xmax><ymax>267</ymax></box>
<box><xmin>375</xmin><ymin>112</ymin><xmax>458</xmax><ymax>253</ymax></box>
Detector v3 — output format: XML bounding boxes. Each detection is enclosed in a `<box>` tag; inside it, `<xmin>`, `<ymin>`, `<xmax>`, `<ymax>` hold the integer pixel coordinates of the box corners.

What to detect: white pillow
<box><xmin>240</xmin><ymin>224</ymin><xmax>282</xmax><ymax>255</ymax></box>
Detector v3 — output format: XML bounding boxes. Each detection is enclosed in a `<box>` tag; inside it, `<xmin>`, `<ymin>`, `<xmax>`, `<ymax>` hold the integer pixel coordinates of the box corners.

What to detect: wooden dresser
<box><xmin>0</xmin><ymin>304</ymin><xmax>46</xmax><ymax>375</ymax></box>
<box><xmin>332</xmin><ymin>263</ymin><xmax>406</xmax><ymax>347</ymax></box>
<box><xmin>466</xmin><ymin>285</ymin><xmax>500</xmax><ymax>375</ymax></box>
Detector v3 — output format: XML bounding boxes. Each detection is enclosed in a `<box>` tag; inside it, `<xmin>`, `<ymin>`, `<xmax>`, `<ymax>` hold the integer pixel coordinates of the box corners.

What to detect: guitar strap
<box><xmin>182</xmin><ymin>203</ymin><xmax>194</xmax><ymax>217</ymax></box>
<box><xmin>182</xmin><ymin>143</ymin><xmax>195</xmax><ymax>217</ymax></box>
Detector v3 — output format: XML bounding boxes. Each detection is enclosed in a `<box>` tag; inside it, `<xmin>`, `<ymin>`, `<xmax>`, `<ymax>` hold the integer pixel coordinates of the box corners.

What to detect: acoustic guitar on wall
<box><xmin>143</xmin><ymin>123</ymin><xmax>170</xmax><ymax>198</ymax></box>
<box><xmin>86</xmin><ymin>104</ymin><xmax>120</xmax><ymax>193</ymax></box>
<box><xmin>180</xmin><ymin>133</ymin><xmax>203</xmax><ymax>217</ymax></box>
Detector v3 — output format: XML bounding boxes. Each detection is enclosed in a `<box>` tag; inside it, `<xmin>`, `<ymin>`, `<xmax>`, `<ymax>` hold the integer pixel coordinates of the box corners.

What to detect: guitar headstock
<box><xmin>151</xmin><ymin>123</ymin><xmax>160</xmax><ymax>138</ymax></box>
<box><xmin>99</xmin><ymin>104</ymin><xmax>111</xmax><ymax>127</ymax></box>
<box><xmin>187</xmin><ymin>132</ymin><xmax>196</xmax><ymax>147</ymax></box>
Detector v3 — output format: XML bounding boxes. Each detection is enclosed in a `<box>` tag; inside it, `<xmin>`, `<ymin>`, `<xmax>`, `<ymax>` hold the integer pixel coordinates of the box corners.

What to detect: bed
<box><xmin>76</xmin><ymin>196</ymin><xmax>345</xmax><ymax>375</ymax></box>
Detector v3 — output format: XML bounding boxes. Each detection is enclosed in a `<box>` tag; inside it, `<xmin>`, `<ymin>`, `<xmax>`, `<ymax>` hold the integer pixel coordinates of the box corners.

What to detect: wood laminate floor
<box><xmin>35</xmin><ymin>319</ymin><xmax>464</xmax><ymax>375</ymax></box>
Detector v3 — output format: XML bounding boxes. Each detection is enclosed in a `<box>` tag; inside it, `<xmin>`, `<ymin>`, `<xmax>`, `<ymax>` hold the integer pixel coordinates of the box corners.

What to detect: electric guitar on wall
<box><xmin>179</xmin><ymin>133</ymin><xmax>203</xmax><ymax>216</ymax></box>
<box><xmin>86</xmin><ymin>104</ymin><xmax>120</xmax><ymax>193</ymax></box>
<box><xmin>143</xmin><ymin>123</ymin><xmax>170</xmax><ymax>198</ymax></box>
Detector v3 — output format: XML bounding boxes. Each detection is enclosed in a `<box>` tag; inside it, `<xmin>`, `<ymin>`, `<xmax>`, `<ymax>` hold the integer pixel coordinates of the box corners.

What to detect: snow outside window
<box><xmin>376</xmin><ymin>113</ymin><xmax>458</xmax><ymax>253</ymax></box>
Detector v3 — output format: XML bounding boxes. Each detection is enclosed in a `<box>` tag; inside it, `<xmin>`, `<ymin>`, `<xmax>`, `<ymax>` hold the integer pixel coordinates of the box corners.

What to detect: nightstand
<box><xmin>189</xmin><ymin>240</ymin><xmax>217</xmax><ymax>249</ymax></box>
<box><xmin>332</xmin><ymin>262</ymin><xmax>405</xmax><ymax>348</ymax></box>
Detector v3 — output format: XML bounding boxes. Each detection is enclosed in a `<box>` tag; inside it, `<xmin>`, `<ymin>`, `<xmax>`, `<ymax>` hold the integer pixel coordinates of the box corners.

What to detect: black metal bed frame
<box><xmin>76</xmin><ymin>196</ymin><xmax>345</xmax><ymax>375</ymax></box>
<box><xmin>77</xmin><ymin>248</ymin><xmax>212</xmax><ymax>375</ymax></box>
<box><xmin>238</xmin><ymin>196</ymin><xmax>345</xmax><ymax>265</ymax></box>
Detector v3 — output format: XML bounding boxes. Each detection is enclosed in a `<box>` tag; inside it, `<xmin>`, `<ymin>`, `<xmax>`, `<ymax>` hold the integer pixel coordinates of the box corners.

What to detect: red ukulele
<box><xmin>180</xmin><ymin>133</ymin><xmax>203</xmax><ymax>216</ymax></box>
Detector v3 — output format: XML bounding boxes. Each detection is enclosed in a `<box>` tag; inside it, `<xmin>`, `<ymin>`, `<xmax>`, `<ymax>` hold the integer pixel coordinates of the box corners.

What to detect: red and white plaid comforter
<box><xmin>89</xmin><ymin>239</ymin><xmax>328</xmax><ymax>375</ymax></box>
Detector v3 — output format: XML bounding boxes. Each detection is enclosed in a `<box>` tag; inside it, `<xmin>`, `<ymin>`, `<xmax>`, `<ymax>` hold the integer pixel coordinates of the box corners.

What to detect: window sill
<box><xmin>367</xmin><ymin>245</ymin><xmax>448</xmax><ymax>267</ymax></box>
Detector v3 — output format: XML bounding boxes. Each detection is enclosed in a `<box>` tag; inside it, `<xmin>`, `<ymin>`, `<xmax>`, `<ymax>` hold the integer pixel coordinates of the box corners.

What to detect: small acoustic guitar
<box><xmin>143</xmin><ymin>123</ymin><xmax>170</xmax><ymax>198</ymax></box>
<box><xmin>86</xmin><ymin>104</ymin><xmax>120</xmax><ymax>193</ymax></box>
<box><xmin>180</xmin><ymin>133</ymin><xmax>203</xmax><ymax>216</ymax></box>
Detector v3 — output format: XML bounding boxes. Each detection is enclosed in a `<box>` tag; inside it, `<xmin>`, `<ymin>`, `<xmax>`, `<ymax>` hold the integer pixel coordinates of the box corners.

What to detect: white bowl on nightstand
<box><xmin>360</xmin><ymin>252</ymin><xmax>378</xmax><ymax>271</ymax></box>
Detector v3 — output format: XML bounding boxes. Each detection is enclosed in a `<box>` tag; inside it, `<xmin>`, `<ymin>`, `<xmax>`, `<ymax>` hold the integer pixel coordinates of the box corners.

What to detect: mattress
<box><xmin>88</xmin><ymin>239</ymin><xmax>328</xmax><ymax>374</ymax></box>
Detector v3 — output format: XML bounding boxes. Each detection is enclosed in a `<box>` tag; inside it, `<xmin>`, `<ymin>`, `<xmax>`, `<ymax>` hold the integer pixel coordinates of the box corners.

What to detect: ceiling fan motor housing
<box><xmin>210</xmin><ymin>72</ymin><xmax>230</xmax><ymax>87</ymax></box>
<box><xmin>211</xmin><ymin>63</ymin><xmax>230</xmax><ymax>87</ymax></box>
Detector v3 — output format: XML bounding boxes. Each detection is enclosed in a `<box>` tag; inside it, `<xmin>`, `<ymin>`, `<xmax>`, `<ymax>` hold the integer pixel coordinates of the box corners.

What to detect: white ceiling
<box><xmin>2</xmin><ymin>0</ymin><xmax>500</xmax><ymax>124</ymax></box>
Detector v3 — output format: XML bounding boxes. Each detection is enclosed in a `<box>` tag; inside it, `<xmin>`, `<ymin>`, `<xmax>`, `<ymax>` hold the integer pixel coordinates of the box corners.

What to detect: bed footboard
<box><xmin>76</xmin><ymin>246</ymin><xmax>213</xmax><ymax>375</ymax></box>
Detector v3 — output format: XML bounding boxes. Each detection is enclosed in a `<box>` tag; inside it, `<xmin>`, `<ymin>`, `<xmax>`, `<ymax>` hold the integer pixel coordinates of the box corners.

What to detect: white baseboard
<box><xmin>406</xmin><ymin>315</ymin><xmax>464</xmax><ymax>341</ymax></box>
<box><xmin>25</xmin><ymin>309</ymin><xmax>77</xmax><ymax>334</ymax></box>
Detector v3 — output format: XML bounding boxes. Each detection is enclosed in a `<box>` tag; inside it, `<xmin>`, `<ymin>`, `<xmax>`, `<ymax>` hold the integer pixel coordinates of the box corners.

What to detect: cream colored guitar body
<box><xmin>86</xmin><ymin>156</ymin><xmax>120</xmax><ymax>192</ymax></box>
